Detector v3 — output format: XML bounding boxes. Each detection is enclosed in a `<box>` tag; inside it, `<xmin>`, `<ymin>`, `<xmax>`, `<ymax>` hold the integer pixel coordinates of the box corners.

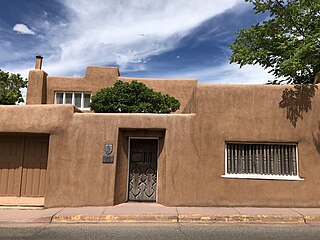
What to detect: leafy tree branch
<box><xmin>0</xmin><ymin>70</ymin><xmax>27</xmax><ymax>105</ymax></box>
<box><xmin>230</xmin><ymin>0</ymin><xmax>320</xmax><ymax>84</ymax></box>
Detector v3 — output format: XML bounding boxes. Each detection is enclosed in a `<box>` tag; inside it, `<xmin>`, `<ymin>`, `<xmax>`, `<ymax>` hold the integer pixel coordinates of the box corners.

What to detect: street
<box><xmin>0</xmin><ymin>223</ymin><xmax>320</xmax><ymax>240</ymax></box>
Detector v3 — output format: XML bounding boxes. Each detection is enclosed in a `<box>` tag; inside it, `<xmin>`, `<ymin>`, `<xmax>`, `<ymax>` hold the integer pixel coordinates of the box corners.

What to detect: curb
<box><xmin>51</xmin><ymin>214</ymin><xmax>320</xmax><ymax>224</ymax></box>
<box><xmin>32</xmin><ymin>216</ymin><xmax>53</xmax><ymax>223</ymax></box>
<box><xmin>304</xmin><ymin>216</ymin><xmax>320</xmax><ymax>224</ymax></box>
<box><xmin>178</xmin><ymin>214</ymin><xmax>306</xmax><ymax>224</ymax></box>
<box><xmin>0</xmin><ymin>217</ymin><xmax>52</xmax><ymax>224</ymax></box>
<box><xmin>52</xmin><ymin>214</ymin><xmax>178</xmax><ymax>223</ymax></box>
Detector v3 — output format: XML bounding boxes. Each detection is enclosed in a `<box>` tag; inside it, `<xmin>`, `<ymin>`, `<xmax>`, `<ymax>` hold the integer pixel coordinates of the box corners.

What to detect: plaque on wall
<box><xmin>102</xmin><ymin>155</ymin><xmax>114</xmax><ymax>163</ymax></box>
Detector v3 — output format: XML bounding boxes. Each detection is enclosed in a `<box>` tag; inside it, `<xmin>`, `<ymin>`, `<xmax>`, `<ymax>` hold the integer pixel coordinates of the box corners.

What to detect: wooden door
<box><xmin>128</xmin><ymin>139</ymin><xmax>158</xmax><ymax>202</ymax></box>
<box><xmin>0</xmin><ymin>136</ymin><xmax>24</xmax><ymax>196</ymax></box>
<box><xmin>0</xmin><ymin>135</ymin><xmax>49</xmax><ymax>197</ymax></box>
<box><xmin>20</xmin><ymin>136</ymin><xmax>49</xmax><ymax>197</ymax></box>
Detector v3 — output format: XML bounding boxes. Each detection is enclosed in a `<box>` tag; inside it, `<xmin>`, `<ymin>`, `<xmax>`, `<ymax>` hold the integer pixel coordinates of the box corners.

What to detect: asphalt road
<box><xmin>0</xmin><ymin>223</ymin><xmax>320</xmax><ymax>240</ymax></box>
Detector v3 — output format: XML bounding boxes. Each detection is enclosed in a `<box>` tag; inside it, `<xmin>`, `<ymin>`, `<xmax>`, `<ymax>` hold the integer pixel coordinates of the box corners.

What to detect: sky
<box><xmin>0</xmin><ymin>0</ymin><xmax>274</xmax><ymax>85</ymax></box>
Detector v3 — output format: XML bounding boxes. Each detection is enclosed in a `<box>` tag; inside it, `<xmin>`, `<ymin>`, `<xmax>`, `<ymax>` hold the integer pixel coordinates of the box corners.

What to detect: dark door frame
<box><xmin>127</xmin><ymin>137</ymin><xmax>159</xmax><ymax>202</ymax></box>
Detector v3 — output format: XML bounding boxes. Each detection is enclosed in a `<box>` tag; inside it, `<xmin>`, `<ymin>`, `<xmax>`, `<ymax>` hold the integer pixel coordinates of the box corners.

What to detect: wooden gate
<box><xmin>0</xmin><ymin>136</ymin><xmax>24</xmax><ymax>196</ymax></box>
<box><xmin>128</xmin><ymin>139</ymin><xmax>158</xmax><ymax>202</ymax></box>
<box><xmin>0</xmin><ymin>135</ymin><xmax>49</xmax><ymax>197</ymax></box>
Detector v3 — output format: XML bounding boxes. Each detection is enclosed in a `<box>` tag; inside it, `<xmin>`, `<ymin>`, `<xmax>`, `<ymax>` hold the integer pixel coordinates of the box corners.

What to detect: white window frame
<box><xmin>221</xmin><ymin>142</ymin><xmax>304</xmax><ymax>181</ymax></box>
<box><xmin>54</xmin><ymin>92</ymin><xmax>91</xmax><ymax>110</ymax></box>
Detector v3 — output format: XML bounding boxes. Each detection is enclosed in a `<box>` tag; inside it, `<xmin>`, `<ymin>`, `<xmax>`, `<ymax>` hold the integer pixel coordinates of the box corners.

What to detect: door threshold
<box><xmin>0</xmin><ymin>197</ymin><xmax>44</xmax><ymax>207</ymax></box>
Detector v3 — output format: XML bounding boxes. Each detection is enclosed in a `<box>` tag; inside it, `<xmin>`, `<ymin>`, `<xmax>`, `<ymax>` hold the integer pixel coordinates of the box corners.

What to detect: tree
<box><xmin>230</xmin><ymin>0</ymin><xmax>320</xmax><ymax>84</ymax></box>
<box><xmin>0</xmin><ymin>70</ymin><xmax>27</xmax><ymax>105</ymax></box>
<box><xmin>90</xmin><ymin>80</ymin><xmax>180</xmax><ymax>113</ymax></box>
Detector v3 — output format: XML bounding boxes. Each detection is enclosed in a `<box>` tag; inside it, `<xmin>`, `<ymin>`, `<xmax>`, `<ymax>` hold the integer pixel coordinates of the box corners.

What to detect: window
<box><xmin>222</xmin><ymin>142</ymin><xmax>303</xmax><ymax>181</ymax></box>
<box><xmin>55</xmin><ymin>92</ymin><xmax>91</xmax><ymax>110</ymax></box>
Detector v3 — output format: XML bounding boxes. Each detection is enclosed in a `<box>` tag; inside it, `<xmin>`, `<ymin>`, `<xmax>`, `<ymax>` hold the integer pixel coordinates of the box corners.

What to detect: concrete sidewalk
<box><xmin>0</xmin><ymin>203</ymin><xmax>320</xmax><ymax>224</ymax></box>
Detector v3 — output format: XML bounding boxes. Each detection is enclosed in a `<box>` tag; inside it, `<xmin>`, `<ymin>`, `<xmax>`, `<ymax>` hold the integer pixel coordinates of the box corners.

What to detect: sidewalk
<box><xmin>0</xmin><ymin>203</ymin><xmax>320</xmax><ymax>224</ymax></box>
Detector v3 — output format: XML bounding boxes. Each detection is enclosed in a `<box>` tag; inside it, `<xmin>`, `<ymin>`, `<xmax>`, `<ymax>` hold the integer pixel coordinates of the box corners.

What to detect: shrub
<box><xmin>90</xmin><ymin>80</ymin><xmax>180</xmax><ymax>113</ymax></box>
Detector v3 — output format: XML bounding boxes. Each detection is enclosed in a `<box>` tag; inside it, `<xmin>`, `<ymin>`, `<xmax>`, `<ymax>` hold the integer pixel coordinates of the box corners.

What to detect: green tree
<box><xmin>230</xmin><ymin>0</ymin><xmax>320</xmax><ymax>84</ymax></box>
<box><xmin>90</xmin><ymin>80</ymin><xmax>180</xmax><ymax>113</ymax></box>
<box><xmin>0</xmin><ymin>70</ymin><xmax>27</xmax><ymax>105</ymax></box>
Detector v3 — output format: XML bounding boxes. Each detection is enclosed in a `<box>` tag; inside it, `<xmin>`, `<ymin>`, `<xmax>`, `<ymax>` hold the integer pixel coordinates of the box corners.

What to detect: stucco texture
<box><xmin>27</xmin><ymin>67</ymin><xmax>197</xmax><ymax>113</ymax></box>
<box><xmin>4</xmin><ymin>66</ymin><xmax>320</xmax><ymax>207</ymax></box>
<box><xmin>45</xmin><ymin>83</ymin><xmax>320</xmax><ymax>207</ymax></box>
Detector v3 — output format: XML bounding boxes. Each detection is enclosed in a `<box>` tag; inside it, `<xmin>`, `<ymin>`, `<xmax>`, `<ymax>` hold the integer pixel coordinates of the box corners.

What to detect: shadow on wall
<box><xmin>313</xmin><ymin>122</ymin><xmax>320</xmax><ymax>154</ymax></box>
<box><xmin>279</xmin><ymin>84</ymin><xmax>318</xmax><ymax>128</ymax></box>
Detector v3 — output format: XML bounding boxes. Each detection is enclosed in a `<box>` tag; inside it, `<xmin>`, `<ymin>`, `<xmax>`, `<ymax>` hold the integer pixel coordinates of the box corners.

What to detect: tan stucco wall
<box><xmin>183</xmin><ymin>84</ymin><xmax>320</xmax><ymax>207</ymax></box>
<box><xmin>26</xmin><ymin>70</ymin><xmax>47</xmax><ymax>104</ymax></box>
<box><xmin>26</xmin><ymin>66</ymin><xmax>197</xmax><ymax>113</ymax></box>
<box><xmin>46</xmin><ymin>84</ymin><xmax>320</xmax><ymax>207</ymax></box>
<box><xmin>5</xmin><ymin>66</ymin><xmax>320</xmax><ymax>207</ymax></box>
<box><xmin>44</xmin><ymin>112</ymin><xmax>195</xmax><ymax>207</ymax></box>
<box><xmin>46</xmin><ymin>67</ymin><xmax>119</xmax><ymax>105</ymax></box>
<box><xmin>0</xmin><ymin>105</ymin><xmax>76</xmax><ymax>133</ymax></box>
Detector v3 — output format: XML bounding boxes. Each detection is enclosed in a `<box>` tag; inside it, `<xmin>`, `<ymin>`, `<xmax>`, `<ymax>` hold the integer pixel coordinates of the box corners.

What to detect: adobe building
<box><xmin>0</xmin><ymin>56</ymin><xmax>320</xmax><ymax>208</ymax></box>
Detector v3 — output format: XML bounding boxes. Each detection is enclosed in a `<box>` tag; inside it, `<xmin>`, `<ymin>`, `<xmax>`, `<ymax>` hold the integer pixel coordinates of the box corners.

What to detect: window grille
<box><xmin>224</xmin><ymin>143</ymin><xmax>301</xmax><ymax>180</ymax></box>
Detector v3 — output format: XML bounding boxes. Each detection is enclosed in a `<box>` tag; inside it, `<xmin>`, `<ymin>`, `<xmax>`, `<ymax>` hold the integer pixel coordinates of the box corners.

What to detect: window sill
<box><xmin>221</xmin><ymin>174</ymin><xmax>304</xmax><ymax>181</ymax></box>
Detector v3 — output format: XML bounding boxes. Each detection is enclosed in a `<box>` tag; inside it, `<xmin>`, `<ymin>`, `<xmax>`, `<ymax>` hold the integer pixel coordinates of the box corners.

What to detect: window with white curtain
<box><xmin>55</xmin><ymin>92</ymin><xmax>91</xmax><ymax>110</ymax></box>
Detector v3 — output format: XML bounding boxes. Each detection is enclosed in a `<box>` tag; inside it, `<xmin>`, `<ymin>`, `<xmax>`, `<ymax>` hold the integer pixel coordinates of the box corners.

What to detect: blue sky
<box><xmin>0</xmin><ymin>0</ymin><xmax>273</xmax><ymax>84</ymax></box>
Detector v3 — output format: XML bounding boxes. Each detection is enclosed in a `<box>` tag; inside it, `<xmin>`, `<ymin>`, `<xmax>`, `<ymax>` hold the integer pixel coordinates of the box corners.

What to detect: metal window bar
<box><xmin>226</xmin><ymin>143</ymin><xmax>298</xmax><ymax>176</ymax></box>
<box><xmin>241</xmin><ymin>145</ymin><xmax>245</xmax><ymax>174</ymax></box>
<box><xmin>228</xmin><ymin>145</ymin><xmax>231</xmax><ymax>173</ymax></box>
<box><xmin>258</xmin><ymin>145</ymin><xmax>261</xmax><ymax>174</ymax></box>
<box><xmin>270</xmin><ymin>145</ymin><xmax>274</xmax><ymax>174</ymax></box>
<box><xmin>249</xmin><ymin>145</ymin><xmax>252</xmax><ymax>173</ymax></box>
<box><xmin>234</xmin><ymin>145</ymin><xmax>238</xmax><ymax>173</ymax></box>
<box><xmin>292</xmin><ymin>146</ymin><xmax>297</xmax><ymax>175</ymax></box>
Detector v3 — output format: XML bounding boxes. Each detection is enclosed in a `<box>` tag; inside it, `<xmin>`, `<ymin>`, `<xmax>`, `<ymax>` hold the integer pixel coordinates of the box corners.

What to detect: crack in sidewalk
<box><xmin>175</xmin><ymin>207</ymin><xmax>192</xmax><ymax>240</ymax></box>
<box><xmin>49</xmin><ymin>207</ymin><xmax>65</xmax><ymax>223</ymax></box>
<box><xmin>290</xmin><ymin>208</ymin><xmax>307</xmax><ymax>224</ymax></box>
<box><xmin>233</xmin><ymin>207</ymin><xmax>241</xmax><ymax>215</ymax></box>
<box><xmin>175</xmin><ymin>207</ymin><xmax>180</xmax><ymax>223</ymax></box>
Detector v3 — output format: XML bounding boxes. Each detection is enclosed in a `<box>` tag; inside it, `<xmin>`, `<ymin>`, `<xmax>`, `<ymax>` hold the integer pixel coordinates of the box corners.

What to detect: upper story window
<box><xmin>222</xmin><ymin>142</ymin><xmax>303</xmax><ymax>181</ymax></box>
<box><xmin>55</xmin><ymin>92</ymin><xmax>91</xmax><ymax>110</ymax></box>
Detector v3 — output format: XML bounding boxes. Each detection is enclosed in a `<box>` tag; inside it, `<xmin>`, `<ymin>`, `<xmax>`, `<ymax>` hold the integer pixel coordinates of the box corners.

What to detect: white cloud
<box><xmin>200</xmin><ymin>64</ymin><xmax>274</xmax><ymax>84</ymax></box>
<box><xmin>8</xmin><ymin>0</ymin><xmax>270</xmax><ymax>86</ymax></box>
<box><xmin>34</xmin><ymin>0</ymin><xmax>242</xmax><ymax>75</ymax></box>
<box><xmin>13</xmin><ymin>23</ymin><xmax>35</xmax><ymax>35</ymax></box>
<box><xmin>159</xmin><ymin>63</ymin><xmax>275</xmax><ymax>84</ymax></box>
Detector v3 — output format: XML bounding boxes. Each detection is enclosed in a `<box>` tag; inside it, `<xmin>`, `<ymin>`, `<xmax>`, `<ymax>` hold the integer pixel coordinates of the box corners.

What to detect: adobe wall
<box><xmin>161</xmin><ymin>84</ymin><xmax>320</xmax><ymax>207</ymax></box>
<box><xmin>42</xmin><ymin>83</ymin><xmax>320</xmax><ymax>207</ymax></box>
<box><xmin>26</xmin><ymin>67</ymin><xmax>197</xmax><ymax>113</ymax></box>
<box><xmin>6</xmin><ymin>68</ymin><xmax>320</xmax><ymax>207</ymax></box>
<box><xmin>0</xmin><ymin>105</ymin><xmax>76</xmax><ymax>133</ymax></box>
<box><xmin>46</xmin><ymin>67</ymin><xmax>120</xmax><ymax>104</ymax></box>
<box><xmin>26</xmin><ymin>70</ymin><xmax>47</xmax><ymax>104</ymax></box>
<box><xmin>44</xmin><ymin>113</ymin><xmax>196</xmax><ymax>207</ymax></box>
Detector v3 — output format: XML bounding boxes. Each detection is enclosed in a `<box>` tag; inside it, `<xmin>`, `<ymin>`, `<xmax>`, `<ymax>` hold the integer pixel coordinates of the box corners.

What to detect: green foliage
<box><xmin>0</xmin><ymin>70</ymin><xmax>27</xmax><ymax>105</ymax></box>
<box><xmin>90</xmin><ymin>80</ymin><xmax>180</xmax><ymax>113</ymax></box>
<box><xmin>230</xmin><ymin>0</ymin><xmax>320</xmax><ymax>84</ymax></box>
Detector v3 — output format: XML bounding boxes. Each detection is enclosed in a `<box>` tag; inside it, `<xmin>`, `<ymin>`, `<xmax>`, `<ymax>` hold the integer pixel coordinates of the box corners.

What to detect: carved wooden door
<box><xmin>128</xmin><ymin>139</ymin><xmax>158</xmax><ymax>202</ymax></box>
